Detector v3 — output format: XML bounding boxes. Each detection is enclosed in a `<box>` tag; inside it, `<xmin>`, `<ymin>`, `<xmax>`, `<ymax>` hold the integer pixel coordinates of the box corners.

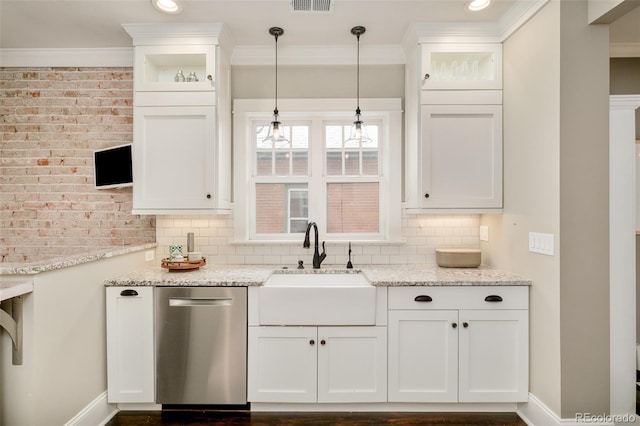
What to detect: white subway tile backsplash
<box><xmin>155</xmin><ymin>212</ymin><xmax>480</xmax><ymax>266</ymax></box>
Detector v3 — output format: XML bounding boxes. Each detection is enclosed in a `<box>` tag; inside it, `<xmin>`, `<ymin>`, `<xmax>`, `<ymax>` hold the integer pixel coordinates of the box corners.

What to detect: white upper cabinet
<box><xmin>420</xmin><ymin>43</ymin><xmax>502</xmax><ymax>91</ymax></box>
<box><xmin>405</xmin><ymin>39</ymin><xmax>503</xmax><ymax>212</ymax></box>
<box><xmin>123</xmin><ymin>23</ymin><xmax>232</xmax><ymax>214</ymax></box>
<box><xmin>420</xmin><ymin>104</ymin><xmax>503</xmax><ymax>209</ymax></box>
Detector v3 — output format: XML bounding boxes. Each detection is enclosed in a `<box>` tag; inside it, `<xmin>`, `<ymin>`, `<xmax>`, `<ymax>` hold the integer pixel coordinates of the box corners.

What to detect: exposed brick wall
<box><xmin>0</xmin><ymin>67</ymin><xmax>156</xmax><ymax>263</ymax></box>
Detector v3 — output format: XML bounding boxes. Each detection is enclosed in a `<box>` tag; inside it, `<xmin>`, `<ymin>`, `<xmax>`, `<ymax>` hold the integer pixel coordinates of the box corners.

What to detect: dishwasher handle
<box><xmin>169</xmin><ymin>297</ymin><xmax>233</xmax><ymax>307</ymax></box>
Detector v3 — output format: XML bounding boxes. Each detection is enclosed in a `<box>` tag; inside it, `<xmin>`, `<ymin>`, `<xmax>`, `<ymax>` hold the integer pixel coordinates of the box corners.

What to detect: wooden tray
<box><xmin>161</xmin><ymin>257</ymin><xmax>206</xmax><ymax>271</ymax></box>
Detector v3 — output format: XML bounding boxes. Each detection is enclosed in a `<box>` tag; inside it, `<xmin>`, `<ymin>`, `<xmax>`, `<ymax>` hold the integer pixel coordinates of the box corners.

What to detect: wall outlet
<box><xmin>528</xmin><ymin>232</ymin><xmax>554</xmax><ymax>256</ymax></box>
<box><xmin>145</xmin><ymin>250</ymin><xmax>155</xmax><ymax>262</ymax></box>
<box><xmin>479</xmin><ymin>225</ymin><xmax>489</xmax><ymax>242</ymax></box>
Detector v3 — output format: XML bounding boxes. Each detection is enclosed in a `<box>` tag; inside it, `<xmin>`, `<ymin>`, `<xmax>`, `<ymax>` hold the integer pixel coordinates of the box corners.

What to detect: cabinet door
<box><xmin>133</xmin><ymin>105</ymin><xmax>216</xmax><ymax>212</ymax></box>
<box><xmin>421</xmin><ymin>43</ymin><xmax>502</xmax><ymax>91</ymax></box>
<box><xmin>247</xmin><ymin>326</ymin><xmax>317</xmax><ymax>403</ymax></box>
<box><xmin>317</xmin><ymin>327</ymin><xmax>387</xmax><ymax>403</ymax></box>
<box><xmin>388</xmin><ymin>310</ymin><xmax>458</xmax><ymax>402</ymax></box>
<box><xmin>106</xmin><ymin>287</ymin><xmax>154</xmax><ymax>403</ymax></box>
<box><xmin>420</xmin><ymin>104</ymin><xmax>502</xmax><ymax>209</ymax></box>
<box><xmin>458</xmin><ymin>309</ymin><xmax>528</xmax><ymax>402</ymax></box>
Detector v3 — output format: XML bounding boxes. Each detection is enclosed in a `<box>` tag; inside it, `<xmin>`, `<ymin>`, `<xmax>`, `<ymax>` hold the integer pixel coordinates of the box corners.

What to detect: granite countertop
<box><xmin>0</xmin><ymin>243</ymin><xmax>157</xmax><ymax>275</ymax></box>
<box><xmin>105</xmin><ymin>264</ymin><xmax>531</xmax><ymax>287</ymax></box>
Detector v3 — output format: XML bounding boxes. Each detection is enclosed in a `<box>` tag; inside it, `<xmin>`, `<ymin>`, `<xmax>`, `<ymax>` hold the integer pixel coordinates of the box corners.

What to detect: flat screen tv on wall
<box><xmin>93</xmin><ymin>143</ymin><xmax>133</xmax><ymax>189</ymax></box>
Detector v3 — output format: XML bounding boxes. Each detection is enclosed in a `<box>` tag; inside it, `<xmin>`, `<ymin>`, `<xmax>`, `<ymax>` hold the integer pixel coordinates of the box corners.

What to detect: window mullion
<box><xmin>308</xmin><ymin>117</ymin><xmax>326</xmax><ymax>232</ymax></box>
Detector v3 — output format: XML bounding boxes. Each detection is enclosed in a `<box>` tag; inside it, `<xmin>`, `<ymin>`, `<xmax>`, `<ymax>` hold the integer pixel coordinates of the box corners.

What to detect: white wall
<box><xmin>482</xmin><ymin>0</ymin><xmax>611</xmax><ymax>418</ymax></box>
<box><xmin>481</xmin><ymin>1</ymin><xmax>562</xmax><ymax>415</ymax></box>
<box><xmin>0</xmin><ymin>250</ymin><xmax>152</xmax><ymax>426</ymax></box>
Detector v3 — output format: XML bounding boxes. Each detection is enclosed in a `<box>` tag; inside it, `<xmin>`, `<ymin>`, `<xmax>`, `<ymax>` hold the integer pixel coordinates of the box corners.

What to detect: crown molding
<box><xmin>121</xmin><ymin>23</ymin><xmax>226</xmax><ymax>46</ymax></box>
<box><xmin>610</xmin><ymin>95</ymin><xmax>640</xmax><ymax>110</ymax></box>
<box><xmin>404</xmin><ymin>0</ymin><xmax>549</xmax><ymax>44</ymax></box>
<box><xmin>0</xmin><ymin>48</ymin><xmax>133</xmax><ymax>67</ymax></box>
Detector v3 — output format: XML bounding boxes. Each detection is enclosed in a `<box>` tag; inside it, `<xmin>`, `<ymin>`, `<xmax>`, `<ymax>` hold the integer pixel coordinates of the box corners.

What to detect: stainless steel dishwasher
<box><xmin>155</xmin><ymin>287</ymin><xmax>247</xmax><ymax>405</ymax></box>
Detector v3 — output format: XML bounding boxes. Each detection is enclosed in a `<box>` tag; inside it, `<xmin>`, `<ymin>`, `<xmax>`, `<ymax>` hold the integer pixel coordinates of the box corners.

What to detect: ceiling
<box><xmin>0</xmin><ymin>0</ymin><xmax>638</xmax><ymax>50</ymax></box>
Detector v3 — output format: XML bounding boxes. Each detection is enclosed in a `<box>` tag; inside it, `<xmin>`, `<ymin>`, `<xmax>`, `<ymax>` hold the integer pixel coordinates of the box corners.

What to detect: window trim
<box><xmin>233</xmin><ymin>98</ymin><xmax>402</xmax><ymax>243</ymax></box>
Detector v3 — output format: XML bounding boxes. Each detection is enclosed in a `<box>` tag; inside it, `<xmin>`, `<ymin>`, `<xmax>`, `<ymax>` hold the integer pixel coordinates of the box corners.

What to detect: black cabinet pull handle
<box><xmin>424</xmin><ymin>73</ymin><xmax>430</xmax><ymax>80</ymax></box>
<box><xmin>320</xmin><ymin>340</ymin><xmax>326</xmax><ymax>345</ymax></box>
<box><xmin>424</xmin><ymin>193</ymin><xmax>430</xmax><ymax>199</ymax></box>
<box><xmin>414</xmin><ymin>295</ymin><xmax>433</xmax><ymax>302</ymax></box>
<box><xmin>120</xmin><ymin>289</ymin><xmax>138</xmax><ymax>297</ymax></box>
<box><xmin>206</xmin><ymin>194</ymin><xmax>212</xmax><ymax>199</ymax></box>
<box><xmin>485</xmin><ymin>295</ymin><xmax>503</xmax><ymax>302</ymax></box>
<box><xmin>463</xmin><ymin>322</ymin><xmax>469</xmax><ymax>328</ymax></box>
<box><xmin>452</xmin><ymin>323</ymin><xmax>457</xmax><ymax>329</ymax></box>
<box><xmin>310</xmin><ymin>340</ymin><xmax>315</xmax><ymax>346</ymax></box>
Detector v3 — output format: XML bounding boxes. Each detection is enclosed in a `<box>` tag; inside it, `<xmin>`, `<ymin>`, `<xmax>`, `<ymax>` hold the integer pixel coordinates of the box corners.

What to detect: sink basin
<box><xmin>259</xmin><ymin>271</ymin><xmax>376</xmax><ymax>325</ymax></box>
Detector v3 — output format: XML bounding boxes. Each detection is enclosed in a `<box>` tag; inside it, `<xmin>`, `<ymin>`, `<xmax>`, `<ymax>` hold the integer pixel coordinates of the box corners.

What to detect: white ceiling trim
<box><xmin>497</xmin><ymin>0</ymin><xmax>551</xmax><ymax>42</ymax></box>
<box><xmin>0</xmin><ymin>45</ymin><xmax>406</xmax><ymax>67</ymax></box>
<box><xmin>0</xmin><ymin>48</ymin><xmax>133</xmax><ymax>67</ymax></box>
<box><xmin>407</xmin><ymin>0</ymin><xmax>549</xmax><ymax>44</ymax></box>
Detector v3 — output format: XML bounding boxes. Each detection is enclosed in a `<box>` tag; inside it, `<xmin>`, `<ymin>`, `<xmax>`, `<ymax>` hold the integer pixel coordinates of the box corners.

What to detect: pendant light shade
<box><xmin>345</xmin><ymin>26</ymin><xmax>372</xmax><ymax>145</ymax></box>
<box><xmin>264</xmin><ymin>27</ymin><xmax>288</xmax><ymax>145</ymax></box>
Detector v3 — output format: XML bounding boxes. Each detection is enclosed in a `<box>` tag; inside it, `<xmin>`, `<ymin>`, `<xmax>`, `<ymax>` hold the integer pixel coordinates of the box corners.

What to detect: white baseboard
<box><xmin>64</xmin><ymin>391</ymin><xmax>118</xmax><ymax>426</ymax></box>
<box><xmin>517</xmin><ymin>393</ymin><xmax>618</xmax><ymax>426</ymax></box>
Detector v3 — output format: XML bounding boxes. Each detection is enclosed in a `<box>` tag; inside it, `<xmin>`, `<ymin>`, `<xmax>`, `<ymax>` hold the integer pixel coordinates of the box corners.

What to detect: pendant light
<box><xmin>264</xmin><ymin>27</ymin><xmax>288</xmax><ymax>145</ymax></box>
<box><xmin>345</xmin><ymin>26</ymin><xmax>372</xmax><ymax>145</ymax></box>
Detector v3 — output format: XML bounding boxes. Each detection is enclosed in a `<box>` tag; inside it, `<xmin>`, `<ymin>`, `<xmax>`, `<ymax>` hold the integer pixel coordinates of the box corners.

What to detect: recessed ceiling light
<box><xmin>467</xmin><ymin>0</ymin><xmax>491</xmax><ymax>12</ymax></box>
<box><xmin>152</xmin><ymin>0</ymin><xmax>183</xmax><ymax>14</ymax></box>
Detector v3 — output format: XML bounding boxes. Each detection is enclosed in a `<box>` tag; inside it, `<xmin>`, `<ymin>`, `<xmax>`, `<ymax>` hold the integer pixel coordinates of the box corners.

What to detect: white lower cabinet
<box><xmin>388</xmin><ymin>287</ymin><xmax>528</xmax><ymax>403</ymax></box>
<box><xmin>106</xmin><ymin>287</ymin><xmax>154</xmax><ymax>403</ymax></box>
<box><xmin>458</xmin><ymin>309</ymin><xmax>528</xmax><ymax>402</ymax></box>
<box><xmin>248</xmin><ymin>326</ymin><xmax>387</xmax><ymax>403</ymax></box>
<box><xmin>388</xmin><ymin>310</ymin><xmax>458</xmax><ymax>402</ymax></box>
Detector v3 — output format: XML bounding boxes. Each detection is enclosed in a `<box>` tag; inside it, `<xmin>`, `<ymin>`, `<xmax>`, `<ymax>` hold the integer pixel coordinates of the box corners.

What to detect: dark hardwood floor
<box><xmin>106</xmin><ymin>410</ymin><xmax>528</xmax><ymax>426</ymax></box>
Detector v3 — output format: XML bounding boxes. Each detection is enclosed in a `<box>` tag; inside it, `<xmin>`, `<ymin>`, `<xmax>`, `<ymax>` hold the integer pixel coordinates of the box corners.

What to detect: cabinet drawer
<box><xmin>388</xmin><ymin>286</ymin><xmax>528</xmax><ymax>310</ymax></box>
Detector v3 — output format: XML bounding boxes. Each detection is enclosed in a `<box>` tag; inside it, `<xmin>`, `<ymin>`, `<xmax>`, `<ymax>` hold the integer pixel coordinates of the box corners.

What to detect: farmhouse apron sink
<box><xmin>258</xmin><ymin>271</ymin><xmax>376</xmax><ymax>326</ymax></box>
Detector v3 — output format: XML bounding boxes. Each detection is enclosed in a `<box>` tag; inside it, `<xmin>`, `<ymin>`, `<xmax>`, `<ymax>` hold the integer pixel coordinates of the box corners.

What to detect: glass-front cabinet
<box><xmin>123</xmin><ymin>23</ymin><xmax>231</xmax><ymax>214</ymax></box>
<box><xmin>420</xmin><ymin>43</ymin><xmax>502</xmax><ymax>91</ymax></box>
<box><xmin>405</xmin><ymin>39</ymin><xmax>503</xmax><ymax>212</ymax></box>
<box><xmin>133</xmin><ymin>44</ymin><xmax>216</xmax><ymax>92</ymax></box>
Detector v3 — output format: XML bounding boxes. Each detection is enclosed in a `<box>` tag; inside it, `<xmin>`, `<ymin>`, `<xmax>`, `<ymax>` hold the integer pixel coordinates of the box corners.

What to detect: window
<box><xmin>234</xmin><ymin>99</ymin><xmax>401</xmax><ymax>242</ymax></box>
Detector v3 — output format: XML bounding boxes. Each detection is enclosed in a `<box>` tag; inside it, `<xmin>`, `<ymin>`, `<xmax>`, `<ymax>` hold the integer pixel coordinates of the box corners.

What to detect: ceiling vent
<box><xmin>290</xmin><ymin>0</ymin><xmax>335</xmax><ymax>14</ymax></box>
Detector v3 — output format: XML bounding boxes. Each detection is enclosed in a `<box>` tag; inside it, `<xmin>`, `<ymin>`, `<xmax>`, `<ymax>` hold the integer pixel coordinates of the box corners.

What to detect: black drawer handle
<box><xmin>120</xmin><ymin>289</ymin><xmax>139</xmax><ymax>297</ymax></box>
<box><xmin>485</xmin><ymin>295</ymin><xmax>503</xmax><ymax>302</ymax></box>
<box><xmin>414</xmin><ymin>295</ymin><xmax>433</xmax><ymax>302</ymax></box>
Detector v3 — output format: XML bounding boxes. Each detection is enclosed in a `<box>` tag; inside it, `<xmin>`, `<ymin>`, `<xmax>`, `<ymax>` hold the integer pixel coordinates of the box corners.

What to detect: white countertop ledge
<box><xmin>104</xmin><ymin>264</ymin><xmax>532</xmax><ymax>287</ymax></box>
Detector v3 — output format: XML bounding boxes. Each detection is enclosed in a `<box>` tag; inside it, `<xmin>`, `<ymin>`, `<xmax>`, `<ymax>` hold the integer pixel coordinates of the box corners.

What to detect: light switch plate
<box><xmin>145</xmin><ymin>250</ymin><xmax>155</xmax><ymax>261</ymax></box>
<box><xmin>479</xmin><ymin>225</ymin><xmax>489</xmax><ymax>242</ymax></box>
<box><xmin>529</xmin><ymin>232</ymin><xmax>554</xmax><ymax>256</ymax></box>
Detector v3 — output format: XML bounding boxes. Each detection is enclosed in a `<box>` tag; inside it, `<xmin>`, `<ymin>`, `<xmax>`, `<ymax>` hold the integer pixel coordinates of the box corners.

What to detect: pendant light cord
<box><xmin>356</xmin><ymin>31</ymin><xmax>360</xmax><ymax>114</ymax></box>
<box><xmin>350</xmin><ymin>26</ymin><xmax>365</xmax><ymax>117</ymax></box>
<box><xmin>268</xmin><ymin>27</ymin><xmax>284</xmax><ymax>117</ymax></box>
<box><xmin>274</xmin><ymin>31</ymin><xmax>279</xmax><ymax>116</ymax></box>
